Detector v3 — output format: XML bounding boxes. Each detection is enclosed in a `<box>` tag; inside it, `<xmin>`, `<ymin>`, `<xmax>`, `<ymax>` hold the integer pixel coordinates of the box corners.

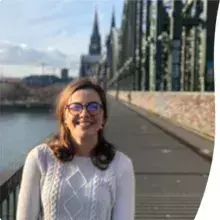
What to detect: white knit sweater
<box><xmin>16</xmin><ymin>144</ymin><xmax>135</xmax><ymax>220</ymax></box>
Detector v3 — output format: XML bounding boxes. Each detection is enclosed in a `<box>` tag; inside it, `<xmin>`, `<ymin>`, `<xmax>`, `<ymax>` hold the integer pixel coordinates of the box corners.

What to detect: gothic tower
<box><xmin>110</xmin><ymin>6</ymin><xmax>116</xmax><ymax>29</ymax></box>
<box><xmin>106</xmin><ymin>7</ymin><xmax>116</xmax><ymax>67</ymax></box>
<box><xmin>89</xmin><ymin>8</ymin><xmax>101</xmax><ymax>55</ymax></box>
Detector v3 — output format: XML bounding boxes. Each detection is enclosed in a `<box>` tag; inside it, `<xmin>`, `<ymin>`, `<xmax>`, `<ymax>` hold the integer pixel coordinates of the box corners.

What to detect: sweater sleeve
<box><xmin>16</xmin><ymin>148</ymin><xmax>42</xmax><ymax>220</ymax></box>
<box><xmin>111</xmin><ymin>155</ymin><xmax>135</xmax><ymax>220</ymax></box>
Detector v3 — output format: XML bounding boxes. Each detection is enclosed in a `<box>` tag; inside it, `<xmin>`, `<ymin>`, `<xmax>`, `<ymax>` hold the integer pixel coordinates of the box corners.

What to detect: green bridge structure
<box><xmin>0</xmin><ymin>0</ymin><xmax>218</xmax><ymax>219</ymax></box>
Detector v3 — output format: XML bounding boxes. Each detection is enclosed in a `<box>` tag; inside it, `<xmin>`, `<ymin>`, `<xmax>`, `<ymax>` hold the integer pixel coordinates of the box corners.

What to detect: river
<box><xmin>0</xmin><ymin>110</ymin><xmax>58</xmax><ymax>172</ymax></box>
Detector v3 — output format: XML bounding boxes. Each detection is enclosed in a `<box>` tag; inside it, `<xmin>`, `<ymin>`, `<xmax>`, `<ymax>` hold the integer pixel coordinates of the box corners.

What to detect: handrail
<box><xmin>0</xmin><ymin>133</ymin><xmax>55</xmax><ymax>220</ymax></box>
<box><xmin>0</xmin><ymin>167</ymin><xmax>23</xmax><ymax>220</ymax></box>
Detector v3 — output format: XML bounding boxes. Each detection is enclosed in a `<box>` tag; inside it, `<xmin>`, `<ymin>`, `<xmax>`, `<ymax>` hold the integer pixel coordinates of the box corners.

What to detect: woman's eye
<box><xmin>88</xmin><ymin>104</ymin><xmax>99</xmax><ymax>110</ymax></box>
<box><xmin>70</xmin><ymin>104</ymin><xmax>82</xmax><ymax>111</ymax></box>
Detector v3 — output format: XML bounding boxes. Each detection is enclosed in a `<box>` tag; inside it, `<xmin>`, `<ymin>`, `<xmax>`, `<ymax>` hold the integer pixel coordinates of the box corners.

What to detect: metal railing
<box><xmin>0</xmin><ymin>133</ymin><xmax>55</xmax><ymax>220</ymax></box>
<box><xmin>0</xmin><ymin>167</ymin><xmax>23</xmax><ymax>220</ymax></box>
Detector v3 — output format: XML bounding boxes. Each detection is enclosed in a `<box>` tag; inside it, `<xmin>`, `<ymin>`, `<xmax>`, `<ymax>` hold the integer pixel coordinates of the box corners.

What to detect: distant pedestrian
<box><xmin>16</xmin><ymin>77</ymin><xmax>135</xmax><ymax>220</ymax></box>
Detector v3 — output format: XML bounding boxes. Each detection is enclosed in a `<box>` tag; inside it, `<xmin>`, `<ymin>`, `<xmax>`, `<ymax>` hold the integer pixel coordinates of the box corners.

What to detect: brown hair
<box><xmin>45</xmin><ymin>77</ymin><xmax>116</xmax><ymax>170</ymax></box>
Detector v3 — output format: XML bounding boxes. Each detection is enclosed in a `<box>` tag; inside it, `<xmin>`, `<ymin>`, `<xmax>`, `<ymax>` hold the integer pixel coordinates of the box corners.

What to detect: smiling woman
<box><xmin>16</xmin><ymin>77</ymin><xmax>135</xmax><ymax>220</ymax></box>
<box><xmin>47</xmin><ymin>77</ymin><xmax>114</xmax><ymax>167</ymax></box>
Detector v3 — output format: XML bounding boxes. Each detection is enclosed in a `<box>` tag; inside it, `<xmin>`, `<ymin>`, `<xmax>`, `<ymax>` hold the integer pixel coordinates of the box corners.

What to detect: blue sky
<box><xmin>0</xmin><ymin>0</ymin><xmax>124</xmax><ymax>77</ymax></box>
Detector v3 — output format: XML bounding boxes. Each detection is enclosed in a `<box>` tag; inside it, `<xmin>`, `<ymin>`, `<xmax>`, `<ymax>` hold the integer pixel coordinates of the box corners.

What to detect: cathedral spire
<box><xmin>89</xmin><ymin>7</ymin><xmax>101</xmax><ymax>55</ymax></box>
<box><xmin>111</xmin><ymin>6</ymin><xmax>116</xmax><ymax>28</ymax></box>
<box><xmin>93</xmin><ymin>7</ymin><xmax>99</xmax><ymax>34</ymax></box>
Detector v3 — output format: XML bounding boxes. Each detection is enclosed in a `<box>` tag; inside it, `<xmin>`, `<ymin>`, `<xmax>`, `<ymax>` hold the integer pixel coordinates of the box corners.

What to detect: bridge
<box><xmin>0</xmin><ymin>0</ymin><xmax>217</xmax><ymax>219</ymax></box>
<box><xmin>106</xmin><ymin>96</ymin><xmax>212</xmax><ymax>219</ymax></box>
<box><xmin>0</xmin><ymin>95</ymin><xmax>213</xmax><ymax>219</ymax></box>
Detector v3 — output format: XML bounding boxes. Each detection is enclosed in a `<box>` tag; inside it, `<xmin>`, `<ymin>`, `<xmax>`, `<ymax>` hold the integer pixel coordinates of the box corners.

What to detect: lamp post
<box><xmin>41</xmin><ymin>62</ymin><xmax>46</xmax><ymax>75</ymax></box>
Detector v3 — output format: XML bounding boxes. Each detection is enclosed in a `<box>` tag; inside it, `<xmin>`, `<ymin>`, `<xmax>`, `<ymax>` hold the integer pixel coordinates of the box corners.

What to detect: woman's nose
<box><xmin>80</xmin><ymin>108</ymin><xmax>89</xmax><ymax>117</ymax></box>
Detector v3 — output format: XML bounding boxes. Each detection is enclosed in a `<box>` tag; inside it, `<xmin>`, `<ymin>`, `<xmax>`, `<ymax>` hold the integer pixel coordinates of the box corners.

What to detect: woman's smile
<box><xmin>76</xmin><ymin>120</ymin><xmax>95</xmax><ymax>129</ymax></box>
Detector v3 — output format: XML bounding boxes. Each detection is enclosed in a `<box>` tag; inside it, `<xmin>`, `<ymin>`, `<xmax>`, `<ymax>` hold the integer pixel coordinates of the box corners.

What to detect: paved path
<box><xmin>105</xmin><ymin>97</ymin><xmax>211</xmax><ymax>220</ymax></box>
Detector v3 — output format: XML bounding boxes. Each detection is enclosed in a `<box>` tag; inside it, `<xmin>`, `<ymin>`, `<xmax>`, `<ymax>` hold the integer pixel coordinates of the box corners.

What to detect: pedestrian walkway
<box><xmin>105</xmin><ymin>96</ymin><xmax>212</xmax><ymax>220</ymax></box>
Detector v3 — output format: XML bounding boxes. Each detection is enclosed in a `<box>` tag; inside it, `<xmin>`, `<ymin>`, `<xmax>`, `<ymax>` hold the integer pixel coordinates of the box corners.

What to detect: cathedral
<box><xmin>79</xmin><ymin>9</ymin><xmax>102</xmax><ymax>77</ymax></box>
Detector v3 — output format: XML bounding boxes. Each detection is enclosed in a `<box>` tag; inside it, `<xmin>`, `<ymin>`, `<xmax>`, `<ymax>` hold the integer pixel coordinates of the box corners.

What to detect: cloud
<box><xmin>0</xmin><ymin>41</ymin><xmax>70</xmax><ymax>68</ymax></box>
<box><xmin>0</xmin><ymin>40</ymin><xmax>81</xmax><ymax>77</ymax></box>
<box><xmin>0</xmin><ymin>0</ymin><xmax>124</xmax><ymax>77</ymax></box>
<box><xmin>0</xmin><ymin>0</ymin><xmax>123</xmax><ymax>53</ymax></box>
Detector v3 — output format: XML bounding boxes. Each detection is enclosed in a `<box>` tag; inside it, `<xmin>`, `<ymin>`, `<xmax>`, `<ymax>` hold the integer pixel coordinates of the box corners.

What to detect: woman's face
<box><xmin>64</xmin><ymin>88</ymin><xmax>104</xmax><ymax>139</ymax></box>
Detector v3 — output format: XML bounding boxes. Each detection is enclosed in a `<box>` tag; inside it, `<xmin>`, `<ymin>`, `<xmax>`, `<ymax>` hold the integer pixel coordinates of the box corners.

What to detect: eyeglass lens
<box><xmin>68</xmin><ymin>102</ymin><xmax>102</xmax><ymax>115</ymax></box>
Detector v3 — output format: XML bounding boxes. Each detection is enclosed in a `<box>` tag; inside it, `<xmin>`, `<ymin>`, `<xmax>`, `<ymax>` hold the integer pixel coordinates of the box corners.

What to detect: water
<box><xmin>0</xmin><ymin>111</ymin><xmax>58</xmax><ymax>172</ymax></box>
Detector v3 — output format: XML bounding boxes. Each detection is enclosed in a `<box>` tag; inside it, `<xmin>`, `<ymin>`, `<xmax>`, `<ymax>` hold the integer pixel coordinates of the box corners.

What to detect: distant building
<box><xmin>79</xmin><ymin>8</ymin><xmax>102</xmax><ymax>77</ymax></box>
<box><xmin>0</xmin><ymin>77</ymin><xmax>22</xmax><ymax>84</ymax></box>
<box><xmin>23</xmin><ymin>75</ymin><xmax>61</xmax><ymax>87</ymax></box>
<box><xmin>79</xmin><ymin>55</ymin><xmax>102</xmax><ymax>77</ymax></box>
<box><xmin>22</xmin><ymin>66</ymin><xmax>76</xmax><ymax>87</ymax></box>
<box><xmin>61</xmin><ymin>68</ymin><xmax>69</xmax><ymax>81</ymax></box>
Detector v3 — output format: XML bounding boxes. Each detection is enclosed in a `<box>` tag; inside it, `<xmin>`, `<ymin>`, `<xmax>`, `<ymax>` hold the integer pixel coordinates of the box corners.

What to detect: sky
<box><xmin>0</xmin><ymin>0</ymin><xmax>124</xmax><ymax>78</ymax></box>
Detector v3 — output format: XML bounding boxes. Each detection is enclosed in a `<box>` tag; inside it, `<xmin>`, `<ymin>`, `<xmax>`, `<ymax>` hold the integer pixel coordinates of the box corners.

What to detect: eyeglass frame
<box><xmin>65</xmin><ymin>101</ymin><xmax>104</xmax><ymax>116</ymax></box>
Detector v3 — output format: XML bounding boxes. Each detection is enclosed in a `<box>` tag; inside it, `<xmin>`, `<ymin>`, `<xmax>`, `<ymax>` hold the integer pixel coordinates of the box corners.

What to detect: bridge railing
<box><xmin>0</xmin><ymin>167</ymin><xmax>23</xmax><ymax>220</ymax></box>
<box><xmin>0</xmin><ymin>133</ymin><xmax>55</xmax><ymax>220</ymax></box>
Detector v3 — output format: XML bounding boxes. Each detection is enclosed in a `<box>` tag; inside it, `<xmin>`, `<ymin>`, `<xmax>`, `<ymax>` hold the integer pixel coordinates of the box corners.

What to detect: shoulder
<box><xmin>25</xmin><ymin>143</ymin><xmax>55</xmax><ymax>173</ymax></box>
<box><xmin>27</xmin><ymin>143</ymin><xmax>53</xmax><ymax>160</ymax></box>
<box><xmin>114</xmin><ymin>151</ymin><xmax>133</xmax><ymax>165</ymax></box>
<box><xmin>111</xmin><ymin>151</ymin><xmax>134</xmax><ymax>176</ymax></box>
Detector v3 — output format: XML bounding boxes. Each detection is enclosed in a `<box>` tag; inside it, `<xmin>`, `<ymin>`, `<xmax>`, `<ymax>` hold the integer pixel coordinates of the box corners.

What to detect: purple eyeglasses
<box><xmin>66</xmin><ymin>102</ymin><xmax>103</xmax><ymax>116</ymax></box>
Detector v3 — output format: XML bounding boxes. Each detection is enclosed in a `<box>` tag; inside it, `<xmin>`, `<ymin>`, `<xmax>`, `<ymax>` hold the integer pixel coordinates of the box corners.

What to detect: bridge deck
<box><xmin>0</xmin><ymin>97</ymin><xmax>212</xmax><ymax>220</ymax></box>
<box><xmin>106</xmin><ymin>97</ymin><xmax>211</xmax><ymax>220</ymax></box>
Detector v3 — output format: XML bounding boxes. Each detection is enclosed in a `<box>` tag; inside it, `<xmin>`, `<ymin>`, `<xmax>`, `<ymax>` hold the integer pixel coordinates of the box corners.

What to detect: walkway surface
<box><xmin>105</xmin><ymin>96</ymin><xmax>211</xmax><ymax>220</ymax></box>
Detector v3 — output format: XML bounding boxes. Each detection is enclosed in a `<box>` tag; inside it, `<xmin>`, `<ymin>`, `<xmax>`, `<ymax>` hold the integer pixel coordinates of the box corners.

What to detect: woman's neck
<box><xmin>74</xmin><ymin>135</ymin><xmax>98</xmax><ymax>156</ymax></box>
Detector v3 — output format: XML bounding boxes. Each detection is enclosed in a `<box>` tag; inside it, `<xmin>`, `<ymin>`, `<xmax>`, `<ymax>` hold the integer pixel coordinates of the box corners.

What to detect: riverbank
<box><xmin>0</xmin><ymin>111</ymin><xmax>57</xmax><ymax>173</ymax></box>
<box><xmin>0</xmin><ymin>102</ymin><xmax>53</xmax><ymax>112</ymax></box>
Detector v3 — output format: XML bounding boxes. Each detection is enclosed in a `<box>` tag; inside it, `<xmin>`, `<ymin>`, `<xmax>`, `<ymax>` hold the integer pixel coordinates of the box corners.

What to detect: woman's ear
<box><xmin>101</xmin><ymin>120</ymin><xmax>107</xmax><ymax>129</ymax></box>
<box><xmin>99</xmin><ymin>123</ymin><xmax>104</xmax><ymax>130</ymax></box>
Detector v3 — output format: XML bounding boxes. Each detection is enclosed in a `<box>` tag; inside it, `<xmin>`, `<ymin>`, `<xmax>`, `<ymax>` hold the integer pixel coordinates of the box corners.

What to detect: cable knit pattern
<box><xmin>50</xmin><ymin>161</ymin><xmax>62</xmax><ymax>220</ymax></box>
<box><xmin>16</xmin><ymin>144</ymin><xmax>135</xmax><ymax>220</ymax></box>
<box><xmin>90</xmin><ymin>174</ymin><xmax>99</xmax><ymax>220</ymax></box>
<box><xmin>40</xmin><ymin>145</ymin><xmax>58</xmax><ymax>220</ymax></box>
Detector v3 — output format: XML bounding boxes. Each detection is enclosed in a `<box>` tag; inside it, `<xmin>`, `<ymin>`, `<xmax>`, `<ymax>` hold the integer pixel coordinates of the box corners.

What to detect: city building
<box><xmin>61</xmin><ymin>68</ymin><xmax>69</xmax><ymax>81</ymax></box>
<box><xmin>0</xmin><ymin>77</ymin><xmax>22</xmax><ymax>84</ymax></box>
<box><xmin>23</xmin><ymin>75</ymin><xmax>61</xmax><ymax>87</ymax></box>
<box><xmin>23</xmin><ymin>68</ymin><xmax>73</xmax><ymax>87</ymax></box>
<box><xmin>79</xmin><ymin>8</ymin><xmax>102</xmax><ymax>77</ymax></box>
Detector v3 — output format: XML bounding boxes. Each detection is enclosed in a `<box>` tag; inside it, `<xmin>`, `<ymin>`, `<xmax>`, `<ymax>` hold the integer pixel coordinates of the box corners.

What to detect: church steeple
<box><xmin>93</xmin><ymin>8</ymin><xmax>99</xmax><ymax>35</ymax></box>
<box><xmin>111</xmin><ymin>6</ymin><xmax>116</xmax><ymax>28</ymax></box>
<box><xmin>89</xmin><ymin>7</ymin><xmax>101</xmax><ymax>55</ymax></box>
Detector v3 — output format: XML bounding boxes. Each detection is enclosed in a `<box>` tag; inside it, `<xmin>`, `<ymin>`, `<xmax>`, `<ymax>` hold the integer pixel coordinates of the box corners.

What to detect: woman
<box><xmin>16</xmin><ymin>78</ymin><xmax>135</xmax><ymax>220</ymax></box>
